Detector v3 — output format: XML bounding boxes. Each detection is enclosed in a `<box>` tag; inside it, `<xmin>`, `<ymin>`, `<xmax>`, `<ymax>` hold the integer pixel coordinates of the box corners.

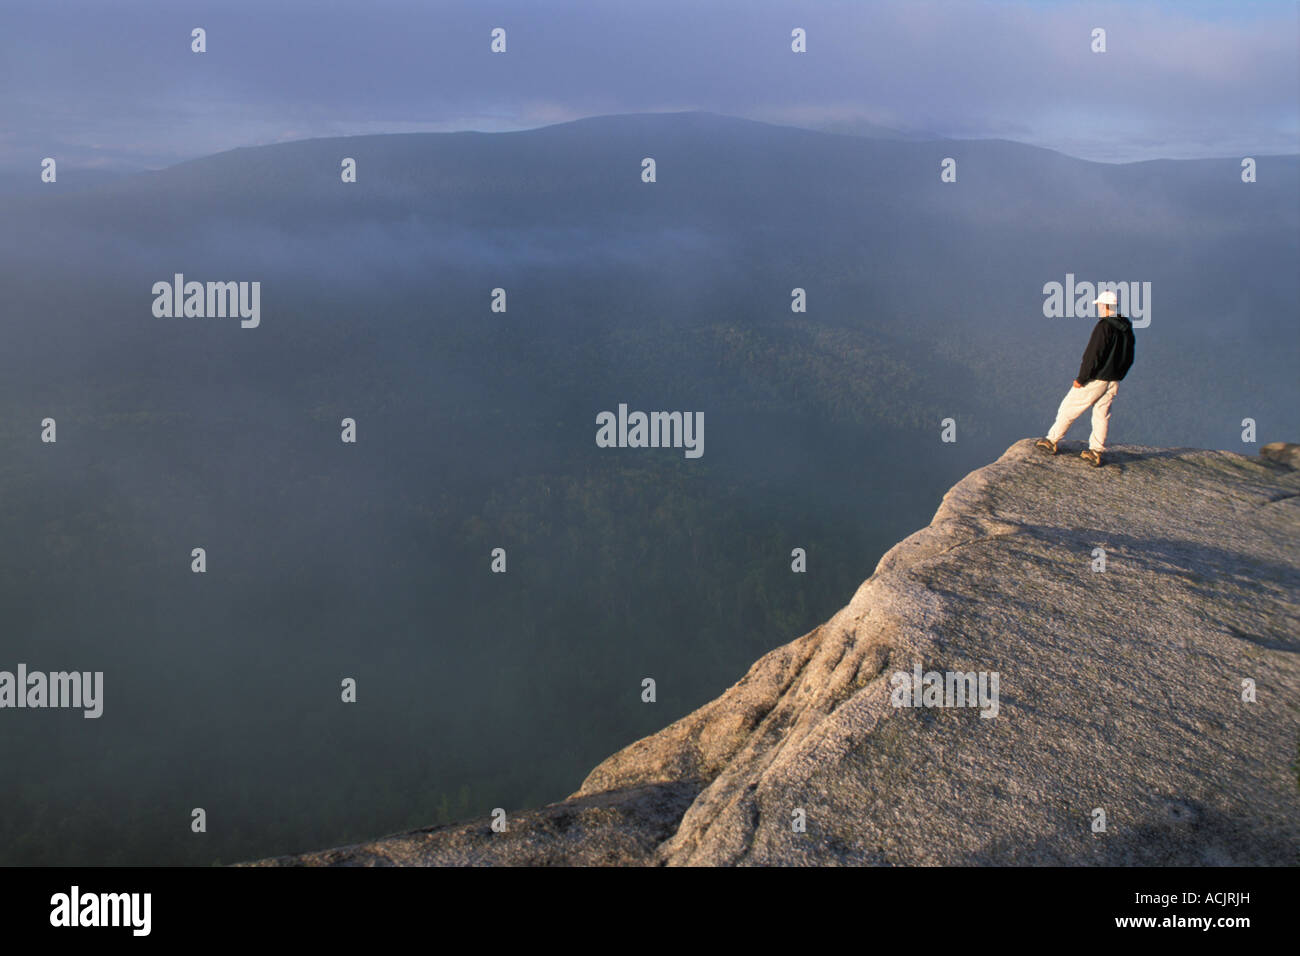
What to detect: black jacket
<box><xmin>1077</xmin><ymin>313</ymin><xmax>1136</xmax><ymax>384</ymax></box>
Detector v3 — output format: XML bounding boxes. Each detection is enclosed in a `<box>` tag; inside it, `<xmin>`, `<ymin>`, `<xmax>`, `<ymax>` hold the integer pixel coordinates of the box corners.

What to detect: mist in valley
<box><xmin>0</xmin><ymin>113</ymin><xmax>1295</xmax><ymax>863</ymax></box>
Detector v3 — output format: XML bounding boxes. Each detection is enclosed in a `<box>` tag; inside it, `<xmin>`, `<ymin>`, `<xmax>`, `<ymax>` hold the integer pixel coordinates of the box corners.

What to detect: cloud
<box><xmin>0</xmin><ymin>0</ymin><xmax>1294</xmax><ymax>169</ymax></box>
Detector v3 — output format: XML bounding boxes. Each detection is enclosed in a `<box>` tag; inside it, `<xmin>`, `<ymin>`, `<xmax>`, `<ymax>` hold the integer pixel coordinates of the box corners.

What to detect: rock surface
<box><xmin>1261</xmin><ymin>442</ymin><xmax>1300</xmax><ymax>469</ymax></box>
<box><xmin>248</xmin><ymin>440</ymin><xmax>1300</xmax><ymax>866</ymax></box>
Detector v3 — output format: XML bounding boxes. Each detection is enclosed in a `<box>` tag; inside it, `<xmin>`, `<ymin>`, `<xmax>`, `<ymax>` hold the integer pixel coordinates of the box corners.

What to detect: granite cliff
<box><xmin>251</xmin><ymin>439</ymin><xmax>1300</xmax><ymax>865</ymax></box>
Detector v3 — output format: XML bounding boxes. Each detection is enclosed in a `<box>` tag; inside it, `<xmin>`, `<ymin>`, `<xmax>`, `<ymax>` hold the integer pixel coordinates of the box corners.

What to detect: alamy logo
<box><xmin>0</xmin><ymin>664</ymin><xmax>103</xmax><ymax>718</ymax></box>
<box><xmin>890</xmin><ymin>662</ymin><xmax>1000</xmax><ymax>718</ymax></box>
<box><xmin>50</xmin><ymin>886</ymin><xmax>150</xmax><ymax>936</ymax></box>
<box><xmin>152</xmin><ymin>274</ymin><xmax>261</xmax><ymax>328</ymax></box>
<box><xmin>596</xmin><ymin>404</ymin><xmax>703</xmax><ymax>459</ymax></box>
<box><xmin>1042</xmin><ymin>273</ymin><xmax>1150</xmax><ymax>328</ymax></box>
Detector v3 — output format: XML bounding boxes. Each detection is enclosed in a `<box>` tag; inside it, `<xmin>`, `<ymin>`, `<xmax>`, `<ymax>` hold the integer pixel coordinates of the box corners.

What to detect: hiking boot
<box><xmin>1081</xmin><ymin>448</ymin><xmax>1102</xmax><ymax>467</ymax></box>
<box><xmin>1035</xmin><ymin>438</ymin><xmax>1057</xmax><ymax>456</ymax></box>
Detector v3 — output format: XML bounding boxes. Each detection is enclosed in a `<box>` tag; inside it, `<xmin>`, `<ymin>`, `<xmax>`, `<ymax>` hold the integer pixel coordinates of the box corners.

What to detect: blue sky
<box><xmin>1</xmin><ymin>0</ymin><xmax>1296</xmax><ymax>169</ymax></box>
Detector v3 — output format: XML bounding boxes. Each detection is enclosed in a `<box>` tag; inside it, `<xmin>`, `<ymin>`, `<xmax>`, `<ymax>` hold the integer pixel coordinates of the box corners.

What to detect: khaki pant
<box><xmin>1046</xmin><ymin>379</ymin><xmax>1119</xmax><ymax>452</ymax></box>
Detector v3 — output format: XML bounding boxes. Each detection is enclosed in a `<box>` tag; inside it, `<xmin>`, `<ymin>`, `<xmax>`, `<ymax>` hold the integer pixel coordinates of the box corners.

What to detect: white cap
<box><xmin>1092</xmin><ymin>290</ymin><xmax>1118</xmax><ymax>306</ymax></box>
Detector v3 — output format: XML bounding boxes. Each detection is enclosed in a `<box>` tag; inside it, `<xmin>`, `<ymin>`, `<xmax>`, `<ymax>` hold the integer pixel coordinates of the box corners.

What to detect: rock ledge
<box><xmin>248</xmin><ymin>440</ymin><xmax>1300</xmax><ymax>866</ymax></box>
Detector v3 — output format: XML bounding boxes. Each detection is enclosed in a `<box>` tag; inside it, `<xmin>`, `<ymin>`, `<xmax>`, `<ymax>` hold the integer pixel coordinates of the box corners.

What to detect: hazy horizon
<box><xmin>2</xmin><ymin>0</ymin><xmax>1296</xmax><ymax>172</ymax></box>
<box><xmin>9</xmin><ymin>108</ymin><xmax>1300</xmax><ymax>183</ymax></box>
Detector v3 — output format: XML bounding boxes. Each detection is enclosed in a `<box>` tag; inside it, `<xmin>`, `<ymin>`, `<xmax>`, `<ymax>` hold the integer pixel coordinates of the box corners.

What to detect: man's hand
<box><xmin>1072</xmin><ymin>380</ymin><xmax>1082</xmax><ymax>389</ymax></box>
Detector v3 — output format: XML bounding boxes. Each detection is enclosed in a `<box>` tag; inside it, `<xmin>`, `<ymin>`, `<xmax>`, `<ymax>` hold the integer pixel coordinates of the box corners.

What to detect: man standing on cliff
<box><xmin>1035</xmin><ymin>290</ymin><xmax>1136</xmax><ymax>467</ymax></box>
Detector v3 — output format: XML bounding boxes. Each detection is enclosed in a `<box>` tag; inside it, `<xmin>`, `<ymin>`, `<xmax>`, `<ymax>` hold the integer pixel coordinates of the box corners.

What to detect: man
<box><xmin>1035</xmin><ymin>290</ymin><xmax>1136</xmax><ymax>467</ymax></box>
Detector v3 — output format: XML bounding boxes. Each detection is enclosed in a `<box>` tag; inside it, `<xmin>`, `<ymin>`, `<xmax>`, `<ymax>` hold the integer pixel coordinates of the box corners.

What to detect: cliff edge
<box><xmin>250</xmin><ymin>440</ymin><xmax>1300</xmax><ymax>865</ymax></box>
